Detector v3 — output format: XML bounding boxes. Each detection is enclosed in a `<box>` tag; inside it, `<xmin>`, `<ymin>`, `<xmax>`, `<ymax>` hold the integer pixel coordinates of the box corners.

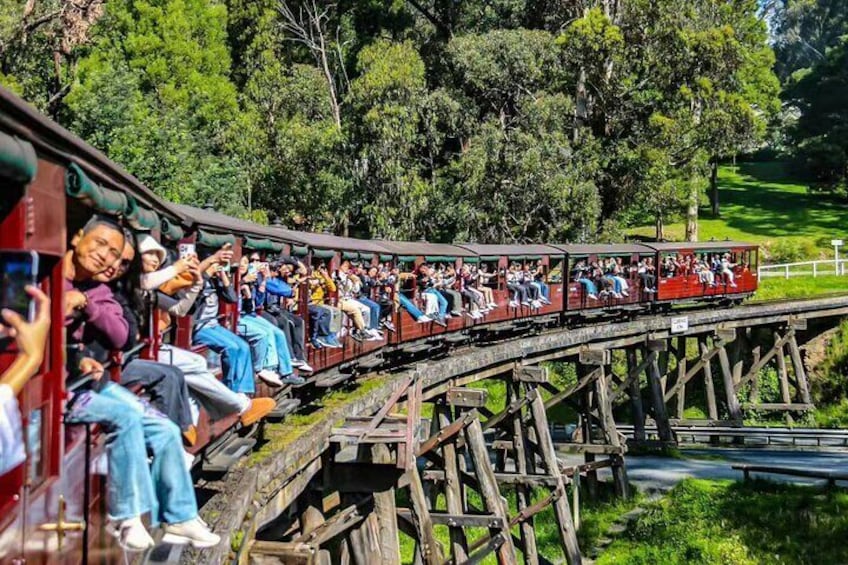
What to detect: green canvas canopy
<box><xmin>0</xmin><ymin>132</ymin><xmax>37</xmax><ymax>184</ymax></box>
<box><xmin>124</xmin><ymin>197</ymin><xmax>159</xmax><ymax>231</ymax></box>
<box><xmin>424</xmin><ymin>255</ymin><xmax>455</xmax><ymax>263</ymax></box>
<box><xmin>197</xmin><ymin>230</ymin><xmax>236</xmax><ymax>248</ymax></box>
<box><xmin>379</xmin><ymin>254</ymin><xmax>394</xmax><ymax>262</ymax></box>
<box><xmin>66</xmin><ymin>162</ymin><xmax>129</xmax><ymax>215</ymax></box>
<box><xmin>244</xmin><ymin>237</ymin><xmax>283</xmax><ymax>253</ymax></box>
<box><xmin>292</xmin><ymin>245</ymin><xmax>309</xmax><ymax>256</ymax></box>
<box><xmin>160</xmin><ymin>217</ymin><xmax>184</xmax><ymax>241</ymax></box>
<box><xmin>312</xmin><ymin>249</ymin><xmax>336</xmax><ymax>259</ymax></box>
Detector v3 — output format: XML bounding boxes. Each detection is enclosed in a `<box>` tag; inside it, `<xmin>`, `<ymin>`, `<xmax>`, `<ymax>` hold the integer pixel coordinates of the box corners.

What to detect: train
<box><xmin>0</xmin><ymin>84</ymin><xmax>758</xmax><ymax>563</ymax></box>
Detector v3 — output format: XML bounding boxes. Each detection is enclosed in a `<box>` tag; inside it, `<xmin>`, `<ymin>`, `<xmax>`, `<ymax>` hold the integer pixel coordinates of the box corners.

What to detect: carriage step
<box><xmin>203</xmin><ymin>437</ymin><xmax>257</xmax><ymax>473</ymax></box>
<box><xmin>357</xmin><ymin>356</ymin><xmax>383</xmax><ymax>370</ymax></box>
<box><xmin>444</xmin><ymin>333</ymin><xmax>467</xmax><ymax>343</ymax></box>
<box><xmin>268</xmin><ymin>398</ymin><xmax>301</xmax><ymax>420</ymax></box>
<box><xmin>315</xmin><ymin>371</ymin><xmax>353</xmax><ymax>388</ymax></box>
<box><xmin>401</xmin><ymin>343</ymin><xmax>431</xmax><ymax>354</ymax></box>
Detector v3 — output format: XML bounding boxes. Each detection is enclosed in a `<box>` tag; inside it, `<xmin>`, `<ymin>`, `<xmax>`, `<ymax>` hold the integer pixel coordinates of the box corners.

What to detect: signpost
<box><xmin>832</xmin><ymin>239</ymin><xmax>843</xmax><ymax>274</ymax></box>
<box><xmin>671</xmin><ymin>316</ymin><xmax>689</xmax><ymax>334</ymax></box>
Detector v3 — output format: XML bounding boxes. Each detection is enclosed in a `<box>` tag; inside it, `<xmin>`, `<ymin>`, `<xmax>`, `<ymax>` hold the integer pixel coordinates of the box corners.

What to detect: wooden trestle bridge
<box><xmin>186</xmin><ymin>295</ymin><xmax>848</xmax><ymax>565</ymax></box>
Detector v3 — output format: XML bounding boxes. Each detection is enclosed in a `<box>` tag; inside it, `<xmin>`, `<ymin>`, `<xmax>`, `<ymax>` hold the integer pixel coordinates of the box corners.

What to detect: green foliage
<box><xmin>785</xmin><ymin>39</ymin><xmax>848</xmax><ymax>197</ymax></box>
<box><xmin>599</xmin><ymin>479</ymin><xmax>848</xmax><ymax>565</ymax></box>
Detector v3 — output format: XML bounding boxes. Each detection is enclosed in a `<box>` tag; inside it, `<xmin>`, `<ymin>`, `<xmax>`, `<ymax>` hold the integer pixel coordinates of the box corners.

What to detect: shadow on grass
<box><xmin>599</xmin><ymin>478</ymin><xmax>848</xmax><ymax>564</ymax></box>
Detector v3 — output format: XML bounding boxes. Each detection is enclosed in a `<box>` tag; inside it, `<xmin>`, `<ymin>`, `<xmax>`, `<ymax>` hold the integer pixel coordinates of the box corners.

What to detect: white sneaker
<box><xmin>621</xmin><ymin>290</ymin><xmax>629</xmax><ymax>297</ymax></box>
<box><xmin>417</xmin><ymin>315</ymin><xmax>432</xmax><ymax>323</ymax></box>
<box><xmin>297</xmin><ymin>361</ymin><xmax>314</xmax><ymax>373</ymax></box>
<box><xmin>109</xmin><ymin>516</ymin><xmax>154</xmax><ymax>551</ymax></box>
<box><xmin>531</xmin><ymin>300</ymin><xmax>542</xmax><ymax>309</ymax></box>
<box><xmin>488</xmin><ymin>302</ymin><xmax>497</xmax><ymax>309</ymax></box>
<box><xmin>257</xmin><ymin>369</ymin><xmax>283</xmax><ymax>387</ymax></box>
<box><xmin>588</xmin><ymin>294</ymin><xmax>598</xmax><ymax>300</ymax></box>
<box><xmin>509</xmin><ymin>301</ymin><xmax>518</xmax><ymax>308</ymax></box>
<box><xmin>291</xmin><ymin>359</ymin><xmax>305</xmax><ymax>367</ymax></box>
<box><xmin>163</xmin><ymin>518</ymin><xmax>221</xmax><ymax>548</ymax></box>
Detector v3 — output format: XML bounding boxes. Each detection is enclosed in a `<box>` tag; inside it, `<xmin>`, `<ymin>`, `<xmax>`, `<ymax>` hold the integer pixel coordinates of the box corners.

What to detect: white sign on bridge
<box><xmin>671</xmin><ymin>316</ymin><xmax>689</xmax><ymax>334</ymax></box>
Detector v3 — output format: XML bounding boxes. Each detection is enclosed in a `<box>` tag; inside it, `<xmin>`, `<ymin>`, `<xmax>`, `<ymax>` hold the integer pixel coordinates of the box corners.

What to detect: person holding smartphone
<box><xmin>0</xmin><ymin>285</ymin><xmax>49</xmax><ymax>475</ymax></box>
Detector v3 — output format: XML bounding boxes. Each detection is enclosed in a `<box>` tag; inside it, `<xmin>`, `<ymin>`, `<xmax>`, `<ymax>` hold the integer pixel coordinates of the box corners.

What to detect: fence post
<box><xmin>813</xmin><ymin>262</ymin><xmax>817</xmax><ymax>277</ymax></box>
<box><xmin>785</xmin><ymin>265</ymin><xmax>790</xmax><ymax>279</ymax></box>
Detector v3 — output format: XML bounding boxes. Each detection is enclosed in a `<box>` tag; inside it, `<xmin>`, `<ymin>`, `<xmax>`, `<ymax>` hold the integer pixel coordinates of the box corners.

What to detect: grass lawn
<box><xmin>628</xmin><ymin>162</ymin><xmax>848</xmax><ymax>259</ymax></box>
<box><xmin>597</xmin><ymin>478</ymin><xmax>848</xmax><ymax>565</ymax></box>
<box><xmin>753</xmin><ymin>274</ymin><xmax>848</xmax><ymax>301</ymax></box>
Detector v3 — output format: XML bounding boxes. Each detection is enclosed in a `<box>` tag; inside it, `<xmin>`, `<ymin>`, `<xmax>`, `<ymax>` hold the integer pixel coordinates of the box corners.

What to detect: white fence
<box><xmin>758</xmin><ymin>259</ymin><xmax>848</xmax><ymax>279</ymax></box>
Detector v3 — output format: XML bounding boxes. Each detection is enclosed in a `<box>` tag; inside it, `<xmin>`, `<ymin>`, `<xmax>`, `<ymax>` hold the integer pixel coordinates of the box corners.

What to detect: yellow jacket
<box><xmin>309</xmin><ymin>271</ymin><xmax>336</xmax><ymax>304</ymax></box>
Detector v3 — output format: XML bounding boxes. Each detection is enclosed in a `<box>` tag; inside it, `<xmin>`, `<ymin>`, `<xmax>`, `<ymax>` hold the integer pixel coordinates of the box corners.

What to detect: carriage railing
<box><xmin>757</xmin><ymin>258</ymin><xmax>848</xmax><ymax>279</ymax></box>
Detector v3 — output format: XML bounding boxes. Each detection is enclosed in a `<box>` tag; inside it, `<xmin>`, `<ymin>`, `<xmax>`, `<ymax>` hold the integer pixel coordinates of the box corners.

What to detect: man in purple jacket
<box><xmin>63</xmin><ymin>216</ymin><xmax>219</xmax><ymax>551</ymax></box>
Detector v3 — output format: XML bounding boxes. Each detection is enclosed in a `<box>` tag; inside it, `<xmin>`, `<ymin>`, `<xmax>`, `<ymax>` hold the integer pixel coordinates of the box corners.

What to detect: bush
<box><xmin>761</xmin><ymin>239</ymin><xmax>821</xmax><ymax>263</ymax></box>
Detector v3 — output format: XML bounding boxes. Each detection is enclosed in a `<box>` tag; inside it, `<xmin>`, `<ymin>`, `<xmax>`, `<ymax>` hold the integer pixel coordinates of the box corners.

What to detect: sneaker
<box><xmin>588</xmin><ymin>294</ymin><xmax>598</xmax><ymax>300</ymax></box>
<box><xmin>450</xmin><ymin>311</ymin><xmax>462</xmax><ymax>317</ymax></box>
<box><xmin>730</xmin><ymin>283</ymin><xmax>737</xmax><ymax>288</ymax></box>
<box><xmin>381</xmin><ymin>320</ymin><xmax>396</xmax><ymax>332</ymax></box>
<box><xmin>433</xmin><ymin>317</ymin><xmax>447</xmax><ymax>328</ymax></box>
<box><xmin>621</xmin><ymin>290</ymin><xmax>629</xmax><ymax>297</ymax></box>
<box><xmin>240</xmin><ymin>397</ymin><xmax>276</xmax><ymax>427</ymax></box>
<box><xmin>291</xmin><ymin>359</ymin><xmax>305</xmax><ymax>367</ymax></box>
<box><xmin>367</xmin><ymin>328</ymin><xmax>383</xmax><ymax>338</ymax></box>
<box><xmin>416</xmin><ymin>315</ymin><xmax>432</xmax><ymax>323</ymax></box>
<box><xmin>488</xmin><ymin>302</ymin><xmax>497</xmax><ymax>309</ymax></box>
<box><xmin>109</xmin><ymin>517</ymin><xmax>154</xmax><ymax>551</ymax></box>
<box><xmin>509</xmin><ymin>300</ymin><xmax>518</xmax><ymax>308</ymax></box>
<box><xmin>521</xmin><ymin>301</ymin><xmax>531</xmax><ymax>307</ymax></box>
<box><xmin>296</xmin><ymin>361</ymin><xmax>314</xmax><ymax>373</ymax></box>
<box><xmin>351</xmin><ymin>330</ymin><xmax>365</xmax><ymax>343</ymax></box>
<box><xmin>257</xmin><ymin>369</ymin><xmax>283</xmax><ymax>387</ymax></box>
<box><xmin>311</xmin><ymin>338</ymin><xmax>324</xmax><ymax>349</ymax></box>
<box><xmin>183</xmin><ymin>450</ymin><xmax>195</xmax><ymax>471</ymax></box>
<box><xmin>282</xmin><ymin>374</ymin><xmax>306</xmax><ymax>386</ymax></box>
<box><xmin>163</xmin><ymin>518</ymin><xmax>221</xmax><ymax>549</ymax></box>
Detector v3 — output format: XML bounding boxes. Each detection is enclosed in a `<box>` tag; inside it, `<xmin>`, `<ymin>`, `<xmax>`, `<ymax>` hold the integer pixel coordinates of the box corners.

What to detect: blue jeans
<box><xmin>66</xmin><ymin>383</ymin><xmax>197</xmax><ymax>525</ymax></box>
<box><xmin>578</xmin><ymin>278</ymin><xmax>598</xmax><ymax>295</ymax></box>
<box><xmin>425</xmin><ymin>289</ymin><xmax>448</xmax><ymax>317</ymax></box>
<box><xmin>604</xmin><ymin>276</ymin><xmax>622</xmax><ymax>293</ymax></box>
<box><xmin>399</xmin><ymin>294</ymin><xmax>425</xmax><ymax>320</ymax></box>
<box><xmin>358</xmin><ymin>296</ymin><xmax>381</xmax><ymax>330</ymax></box>
<box><xmin>239</xmin><ymin>314</ymin><xmax>293</xmax><ymax>376</ymax></box>
<box><xmin>535</xmin><ymin>281</ymin><xmax>550</xmax><ymax>299</ymax></box>
<box><xmin>195</xmin><ymin>325</ymin><xmax>255</xmax><ymax>394</ymax></box>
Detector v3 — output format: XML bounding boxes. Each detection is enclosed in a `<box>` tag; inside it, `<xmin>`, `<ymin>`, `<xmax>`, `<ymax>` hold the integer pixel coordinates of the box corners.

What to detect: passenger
<box><xmin>721</xmin><ymin>254</ymin><xmax>738</xmax><ymax>287</ymax></box>
<box><xmin>637</xmin><ymin>258</ymin><xmax>656</xmax><ymax>293</ymax></box>
<box><xmin>418</xmin><ymin>264</ymin><xmax>449</xmax><ymax>321</ymax></box>
<box><xmin>236</xmin><ymin>256</ymin><xmax>301</xmax><ymax>385</ymax></box>
<box><xmin>64</xmin><ymin>216</ymin><xmax>219</xmax><ymax>550</ymax></box>
<box><xmin>335</xmin><ymin>260</ymin><xmax>380</xmax><ymax>342</ymax></box>
<box><xmin>0</xmin><ymin>285</ymin><xmax>49</xmax><ymax>475</ymax></box>
<box><xmin>135</xmin><ymin>235</ymin><xmax>276</xmax><ymax>427</ymax></box>
<box><xmin>474</xmin><ymin>264</ymin><xmax>498</xmax><ymax>308</ymax></box>
<box><xmin>362</xmin><ymin>265</ymin><xmax>396</xmax><ymax>332</ymax></box>
<box><xmin>572</xmin><ymin>261</ymin><xmax>598</xmax><ymax>300</ymax></box>
<box><xmin>439</xmin><ymin>264</ymin><xmax>465</xmax><ymax>317</ymax></box>
<box><xmin>190</xmin><ymin>247</ymin><xmax>260</xmax><ymax>395</ymax></box>
<box><xmin>506</xmin><ymin>264</ymin><xmax>529</xmax><ymax>307</ymax></box>
<box><xmin>532</xmin><ymin>261</ymin><xmax>552</xmax><ymax>304</ymax></box>
<box><xmin>396</xmin><ymin>270</ymin><xmax>434</xmax><ymax>324</ymax></box>
<box><xmin>307</xmin><ymin>263</ymin><xmax>343</xmax><ymax>348</ymax></box>
<box><xmin>92</xmin><ymin>232</ymin><xmax>196</xmax><ymax>442</ymax></box>
<box><xmin>261</xmin><ymin>258</ymin><xmax>313</xmax><ymax>372</ymax></box>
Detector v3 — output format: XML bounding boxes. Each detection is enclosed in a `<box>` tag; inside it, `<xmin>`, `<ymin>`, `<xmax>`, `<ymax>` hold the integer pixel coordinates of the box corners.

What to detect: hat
<box><xmin>139</xmin><ymin>234</ymin><xmax>167</xmax><ymax>265</ymax></box>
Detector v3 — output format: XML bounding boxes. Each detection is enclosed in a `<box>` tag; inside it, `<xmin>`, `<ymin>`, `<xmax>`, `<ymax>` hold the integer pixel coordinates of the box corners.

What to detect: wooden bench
<box><xmin>732</xmin><ymin>464</ymin><xmax>848</xmax><ymax>486</ymax></box>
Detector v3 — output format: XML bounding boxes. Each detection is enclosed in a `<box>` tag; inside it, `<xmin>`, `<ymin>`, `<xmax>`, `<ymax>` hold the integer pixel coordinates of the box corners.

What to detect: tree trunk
<box><xmin>685</xmin><ymin>176</ymin><xmax>699</xmax><ymax>242</ymax></box>
<box><xmin>709</xmin><ymin>158</ymin><xmax>719</xmax><ymax>217</ymax></box>
<box><xmin>655</xmin><ymin>212</ymin><xmax>664</xmax><ymax>242</ymax></box>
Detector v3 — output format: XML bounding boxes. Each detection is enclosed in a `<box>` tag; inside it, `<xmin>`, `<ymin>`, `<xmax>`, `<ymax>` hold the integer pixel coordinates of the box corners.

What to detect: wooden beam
<box><xmin>528</xmin><ymin>394</ymin><xmax>583</xmax><ymax>564</ymax></box>
<box><xmin>788</xmin><ymin>334</ymin><xmax>812</xmax><ymax>405</ymax></box>
<box><xmin>510</xmin><ymin>380</ymin><xmax>539</xmax><ymax>565</ymax></box>
<box><xmin>611</xmin><ymin>350</ymin><xmax>657</xmax><ymax>405</ymax></box>
<box><xmin>675</xmin><ymin>337</ymin><xmax>687</xmax><ymax>420</ymax></box>
<box><xmin>718</xmin><ymin>345</ymin><xmax>742</xmax><ymax>421</ymax></box>
<box><xmin>446</xmin><ymin>387</ymin><xmax>488</xmax><ymax>408</ymax></box>
<box><xmin>465</xmin><ymin>418</ymin><xmax>518</xmax><ymax>564</ymax></box>
<box><xmin>517</xmin><ymin>365</ymin><xmax>550</xmax><ymax>383</ymax></box>
<box><xmin>544</xmin><ymin>367</ymin><xmax>601</xmax><ymax>410</ymax></box>
<box><xmin>626</xmin><ymin>348</ymin><xmax>646</xmax><ymax>442</ymax></box>
<box><xmin>371</xmin><ymin>444</ymin><xmax>400</xmax><ymax>564</ymax></box>
<box><xmin>437</xmin><ymin>405</ymin><xmax>468</xmax><ymax>563</ymax></box>
<box><xmin>737</xmin><ymin>329</ymin><xmax>794</xmax><ymax>390</ymax></box>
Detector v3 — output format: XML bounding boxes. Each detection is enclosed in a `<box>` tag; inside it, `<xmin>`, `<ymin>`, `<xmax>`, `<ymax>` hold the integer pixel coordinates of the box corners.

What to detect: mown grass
<box><xmin>629</xmin><ymin>162</ymin><xmax>848</xmax><ymax>260</ymax></box>
<box><xmin>753</xmin><ymin>274</ymin><xmax>848</xmax><ymax>302</ymax></box>
<box><xmin>597</xmin><ymin>478</ymin><xmax>848</xmax><ymax>565</ymax></box>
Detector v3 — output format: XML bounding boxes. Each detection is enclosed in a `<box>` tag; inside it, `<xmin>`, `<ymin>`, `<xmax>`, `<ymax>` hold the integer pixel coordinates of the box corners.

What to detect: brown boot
<box><xmin>182</xmin><ymin>425</ymin><xmax>197</xmax><ymax>447</ymax></box>
<box><xmin>240</xmin><ymin>398</ymin><xmax>276</xmax><ymax>427</ymax></box>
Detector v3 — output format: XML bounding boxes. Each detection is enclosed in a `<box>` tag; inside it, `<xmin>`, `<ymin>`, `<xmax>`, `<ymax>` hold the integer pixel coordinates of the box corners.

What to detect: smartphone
<box><xmin>247</xmin><ymin>263</ymin><xmax>257</xmax><ymax>275</ymax></box>
<box><xmin>179</xmin><ymin>243</ymin><xmax>196</xmax><ymax>259</ymax></box>
<box><xmin>0</xmin><ymin>250</ymin><xmax>38</xmax><ymax>321</ymax></box>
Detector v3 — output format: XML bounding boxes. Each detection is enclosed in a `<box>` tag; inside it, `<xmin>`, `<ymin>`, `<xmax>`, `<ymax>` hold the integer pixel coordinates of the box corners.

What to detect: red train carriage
<box><xmin>643</xmin><ymin>241</ymin><xmax>759</xmax><ymax>304</ymax></box>
<box><xmin>457</xmin><ymin>243</ymin><xmax>566</xmax><ymax>322</ymax></box>
<box><xmin>558</xmin><ymin>244</ymin><xmax>655</xmax><ymax>313</ymax></box>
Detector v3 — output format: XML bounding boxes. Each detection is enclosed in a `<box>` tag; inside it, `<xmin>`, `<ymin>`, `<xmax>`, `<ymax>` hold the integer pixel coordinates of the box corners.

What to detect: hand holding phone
<box><xmin>0</xmin><ymin>250</ymin><xmax>38</xmax><ymax>322</ymax></box>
